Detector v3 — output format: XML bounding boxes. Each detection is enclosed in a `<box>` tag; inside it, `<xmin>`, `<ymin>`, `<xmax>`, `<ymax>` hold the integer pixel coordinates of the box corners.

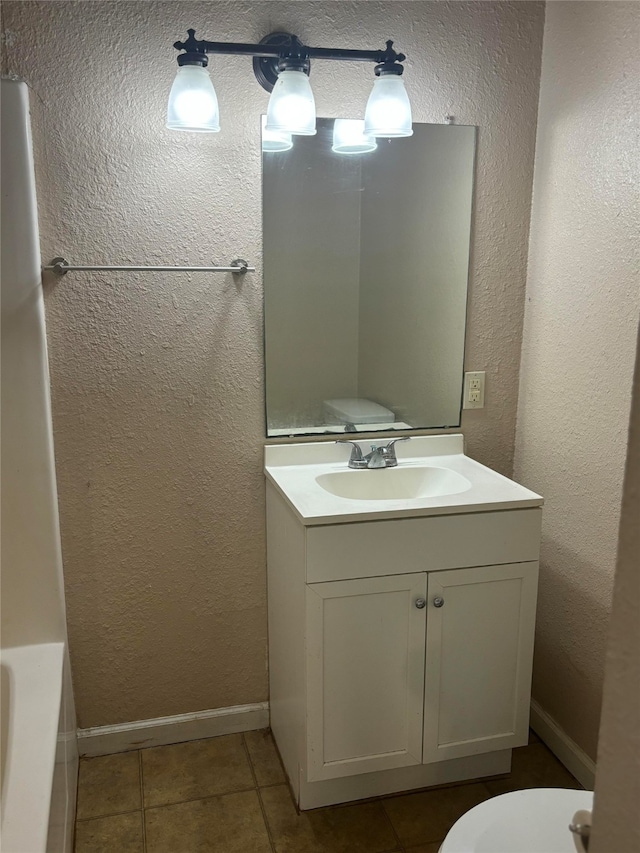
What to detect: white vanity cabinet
<box><xmin>264</xmin><ymin>436</ymin><xmax>543</xmax><ymax>809</ymax></box>
<box><xmin>305</xmin><ymin>561</ymin><xmax>538</xmax><ymax>784</ymax></box>
<box><xmin>306</xmin><ymin>572</ymin><xmax>428</xmax><ymax>782</ymax></box>
<box><xmin>423</xmin><ymin>562</ymin><xmax>537</xmax><ymax>764</ymax></box>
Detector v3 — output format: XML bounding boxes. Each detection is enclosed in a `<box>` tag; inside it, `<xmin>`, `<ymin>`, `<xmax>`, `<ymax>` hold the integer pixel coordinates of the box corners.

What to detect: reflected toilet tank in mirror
<box><xmin>262</xmin><ymin>118</ymin><xmax>476</xmax><ymax>437</ymax></box>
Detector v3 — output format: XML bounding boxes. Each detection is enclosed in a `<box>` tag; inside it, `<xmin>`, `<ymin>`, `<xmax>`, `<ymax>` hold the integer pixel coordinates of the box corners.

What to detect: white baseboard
<box><xmin>77</xmin><ymin>702</ymin><xmax>269</xmax><ymax>757</ymax></box>
<box><xmin>529</xmin><ymin>699</ymin><xmax>596</xmax><ymax>790</ymax></box>
<box><xmin>77</xmin><ymin>696</ymin><xmax>596</xmax><ymax>789</ymax></box>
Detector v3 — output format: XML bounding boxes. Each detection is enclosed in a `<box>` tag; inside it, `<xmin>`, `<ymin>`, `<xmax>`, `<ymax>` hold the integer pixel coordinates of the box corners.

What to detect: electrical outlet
<box><xmin>463</xmin><ymin>371</ymin><xmax>485</xmax><ymax>409</ymax></box>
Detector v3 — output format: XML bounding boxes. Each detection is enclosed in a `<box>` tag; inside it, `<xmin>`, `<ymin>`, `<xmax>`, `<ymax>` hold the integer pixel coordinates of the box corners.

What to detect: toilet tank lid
<box><xmin>323</xmin><ymin>398</ymin><xmax>395</xmax><ymax>423</ymax></box>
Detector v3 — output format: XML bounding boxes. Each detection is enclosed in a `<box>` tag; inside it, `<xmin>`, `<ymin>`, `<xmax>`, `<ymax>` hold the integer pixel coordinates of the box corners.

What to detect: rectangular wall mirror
<box><xmin>263</xmin><ymin>119</ymin><xmax>476</xmax><ymax>437</ymax></box>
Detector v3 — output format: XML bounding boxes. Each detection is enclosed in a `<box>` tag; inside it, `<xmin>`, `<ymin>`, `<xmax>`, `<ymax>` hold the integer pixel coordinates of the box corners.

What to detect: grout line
<box><xmin>242</xmin><ymin>733</ymin><xmax>277</xmax><ymax>853</ymax></box>
<box><xmin>256</xmin><ymin>788</ymin><xmax>278</xmax><ymax>853</ymax></box>
<box><xmin>139</xmin><ymin>809</ymin><xmax>146</xmax><ymax>853</ymax></box>
<box><xmin>142</xmin><ymin>785</ymin><xmax>260</xmax><ymax>813</ymax></box>
<box><xmin>241</xmin><ymin>732</ymin><xmax>260</xmax><ymax>789</ymax></box>
<box><xmin>379</xmin><ymin>797</ymin><xmax>404</xmax><ymax>852</ymax></box>
<box><xmin>76</xmin><ymin>806</ymin><xmax>144</xmax><ymax>822</ymax></box>
<box><xmin>71</xmin><ymin>750</ymin><xmax>81</xmax><ymax>849</ymax></box>
<box><xmin>266</xmin><ymin>729</ymin><xmax>289</xmax><ymax>790</ymax></box>
<box><xmin>139</xmin><ymin>750</ymin><xmax>147</xmax><ymax>853</ymax></box>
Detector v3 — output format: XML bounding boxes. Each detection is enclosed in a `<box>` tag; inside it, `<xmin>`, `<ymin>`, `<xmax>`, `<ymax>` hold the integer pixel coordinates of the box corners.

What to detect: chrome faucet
<box><xmin>336</xmin><ymin>437</ymin><xmax>410</xmax><ymax>469</ymax></box>
<box><xmin>367</xmin><ymin>445</ymin><xmax>387</xmax><ymax>469</ymax></box>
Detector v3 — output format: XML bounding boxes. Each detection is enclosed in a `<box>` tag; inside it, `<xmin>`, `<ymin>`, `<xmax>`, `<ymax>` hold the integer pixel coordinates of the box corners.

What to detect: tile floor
<box><xmin>74</xmin><ymin>729</ymin><xmax>581</xmax><ymax>853</ymax></box>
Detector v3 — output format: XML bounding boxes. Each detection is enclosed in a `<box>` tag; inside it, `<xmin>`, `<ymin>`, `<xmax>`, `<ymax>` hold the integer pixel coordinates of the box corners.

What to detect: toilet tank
<box><xmin>323</xmin><ymin>398</ymin><xmax>395</xmax><ymax>425</ymax></box>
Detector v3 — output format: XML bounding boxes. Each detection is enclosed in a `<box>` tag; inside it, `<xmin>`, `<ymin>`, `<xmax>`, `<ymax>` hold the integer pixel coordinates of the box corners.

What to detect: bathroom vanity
<box><xmin>265</xmin><ymin>435</ymin><xmax>543</xmax><ymax>809</ymax></box>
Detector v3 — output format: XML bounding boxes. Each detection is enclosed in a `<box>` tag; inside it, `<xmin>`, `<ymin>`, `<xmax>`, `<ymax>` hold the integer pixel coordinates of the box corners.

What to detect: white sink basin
<box><xmin>316</xmin><ymin>466</ymin><xmax>471</xmax><ymax>501</ymax></box>
<box><xmin>264</xmin><ymin>435</ymin><xmax>544</xmax><ymax>525</ymax></box>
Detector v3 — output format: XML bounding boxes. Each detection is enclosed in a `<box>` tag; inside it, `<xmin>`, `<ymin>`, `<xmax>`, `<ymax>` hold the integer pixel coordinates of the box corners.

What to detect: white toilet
<box><xmin>323</xmin><ymin>397</ymin><xmax>395</xmax><ymax>427</ymax></box>
<box><xmin>440</xmin><ymin>788</ymin><xmax>594</xmax><ymax>853</ymax></box>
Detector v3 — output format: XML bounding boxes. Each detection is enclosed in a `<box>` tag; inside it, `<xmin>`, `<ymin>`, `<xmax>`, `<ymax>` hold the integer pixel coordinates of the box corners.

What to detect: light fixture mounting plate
<box><xmin>253</xmin><ymin>32</ymin><xmax>309</xmax><ymax>92</ymax></box>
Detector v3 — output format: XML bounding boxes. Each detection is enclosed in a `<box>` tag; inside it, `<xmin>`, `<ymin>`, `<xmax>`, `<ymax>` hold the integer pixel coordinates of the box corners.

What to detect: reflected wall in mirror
<box><xmin>263</xmin><ymin>119</ymin><xmax>476</xmax><ymax>437</ymax></box>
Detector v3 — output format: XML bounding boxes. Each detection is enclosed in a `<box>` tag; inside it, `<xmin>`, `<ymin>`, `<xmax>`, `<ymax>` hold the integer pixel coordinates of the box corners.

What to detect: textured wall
<box><xmin>2</xmin><ymin>1</ymin><xmax>544</xmax><ymax>727</ymax></box>
<box><xmin>591</xmin><ymin>333</ymin><xmax>640</xmax><ymax>852</ymax></box>
<box><xmin>513</xmin><ymin>1</ymin><xmax>639</xmax><ymax>760</ymax></box>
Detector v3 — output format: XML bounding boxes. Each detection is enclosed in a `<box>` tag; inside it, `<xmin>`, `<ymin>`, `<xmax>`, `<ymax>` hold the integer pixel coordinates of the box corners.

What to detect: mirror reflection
<box><xmin>263</xmin><ymin>119</ymin><xmax>476</xmax><ymax>437</ymax></box>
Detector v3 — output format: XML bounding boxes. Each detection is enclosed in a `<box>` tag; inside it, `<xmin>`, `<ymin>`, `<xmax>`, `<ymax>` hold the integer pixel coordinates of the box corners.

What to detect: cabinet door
<box><xmin>423</xmin><ymin>562</ymin><xmax>538</xmax><ymax>763</ymax></box>
<box><xmin>306</xmin><ymin>573</ymin><xmax>427</xmax><ymax>781</ymax></box>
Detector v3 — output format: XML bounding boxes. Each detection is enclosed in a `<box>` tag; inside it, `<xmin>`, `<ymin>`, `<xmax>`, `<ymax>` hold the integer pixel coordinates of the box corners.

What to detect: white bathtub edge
<box><xmin>1</xmin><ymin>643</ymin><xmax>65</xmax><ymax>853</ymax></box>
<box><xmin>77</xmin><ymin>702</ymin><xmax>270</xmax><ymax>756</ymax></box>
<box><xmin>47</xmin><ymin>647</ymin><xmax>78</xmax><ymax>853</ymax></box>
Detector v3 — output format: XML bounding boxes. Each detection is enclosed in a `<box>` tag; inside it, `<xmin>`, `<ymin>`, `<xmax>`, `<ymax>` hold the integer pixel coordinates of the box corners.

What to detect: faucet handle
<box><xmin>385</xmin><ymin>436</ymin><xmax>411</xmax><ymax>451</ymax></box>
<box><xmin>336</xmin><ymin>440</ymin><xmax>364</xmax><ymax>467</ymax></box>
<box><xmin>380</xmin><ymin>435</ymin><xmax>411</xmax><ymax>466</ymax></box>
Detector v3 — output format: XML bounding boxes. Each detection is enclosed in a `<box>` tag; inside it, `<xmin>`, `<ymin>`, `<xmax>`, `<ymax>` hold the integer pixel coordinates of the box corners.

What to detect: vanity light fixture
<box><xmin>266</xmin><ymin>68</ymin><xmax>316</xmax><ymax>136</ymax></box>
<box><xmin>332</xmin><ymin>119</ymin><xmax>377</xmax><ymax>154</ymax></box>
<box><xmin>167</xmin><ymin>30</ymin><xmax>412</xmax><ymax>138</ymax></box>
<box><xmin>261</xmin><ymin>116</ymin><xmax>293</xmax><ymax>152</ymax></box>
<box><xmin>166</xmin><ymin>53</ymin><xmax>220</xmax><ymax>132</ymax></box>
<box><xmin>363</xmin><ymin>61</ymin><xmax>413</xmax><ymax>138</ymax></box>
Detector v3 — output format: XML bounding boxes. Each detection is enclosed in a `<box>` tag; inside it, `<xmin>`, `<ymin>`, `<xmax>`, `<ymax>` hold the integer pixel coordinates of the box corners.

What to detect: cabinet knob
<box><xmin>415</xmin><ymin>598</ymin><xmax>426</xmax><ymax>609</ymax></box>
<box><xmin>433</xmin><ymin>597</ymin><xmax>445</xmax><ymax>608</ymax></box>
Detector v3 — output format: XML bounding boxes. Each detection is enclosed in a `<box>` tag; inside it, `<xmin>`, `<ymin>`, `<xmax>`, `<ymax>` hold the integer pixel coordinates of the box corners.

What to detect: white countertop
<box><xmin>264</xmin><ymin>434</ymin><xmax>543</xmax><ymax>525</ymax></box>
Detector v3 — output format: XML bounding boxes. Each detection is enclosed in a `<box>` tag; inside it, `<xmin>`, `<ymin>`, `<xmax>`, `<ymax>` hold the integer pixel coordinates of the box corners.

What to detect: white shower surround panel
<box><xmin>0</xmin><ymin>78</ymin><xmax>78</xmax><ymax>853</ymax></box>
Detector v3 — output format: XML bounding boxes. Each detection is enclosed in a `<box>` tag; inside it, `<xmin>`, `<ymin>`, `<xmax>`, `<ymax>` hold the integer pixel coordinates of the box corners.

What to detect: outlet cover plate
<box><xmin>463</xmin><ymin>371</ymin><xmax>485</xmax><ymax>409</ymax></box>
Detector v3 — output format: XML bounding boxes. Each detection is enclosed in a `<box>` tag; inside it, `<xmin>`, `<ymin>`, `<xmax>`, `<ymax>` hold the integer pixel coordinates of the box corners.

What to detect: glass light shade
<box><xmin>261</xmin><ymin>115</ymin><xmax>293</xmax><ymax>152</ymax></box>
<box><xmin>166</xmin><ymin>64</ymin><xmax>220</xmax><ymax>132</ymax></box>
<box><xmin>265</xmin><ymin>69</ymin><xmax>316</xmax><ymax>136</ymax></box>
<box><xmin>332</xmin><ymin>119</ymin><xmax>377</xmax><ymax>155</ymax></box>
<box><xmin>363</xmin><ymin>74</ymin><xmax>413</xmax><ymax>138</ymax></box>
